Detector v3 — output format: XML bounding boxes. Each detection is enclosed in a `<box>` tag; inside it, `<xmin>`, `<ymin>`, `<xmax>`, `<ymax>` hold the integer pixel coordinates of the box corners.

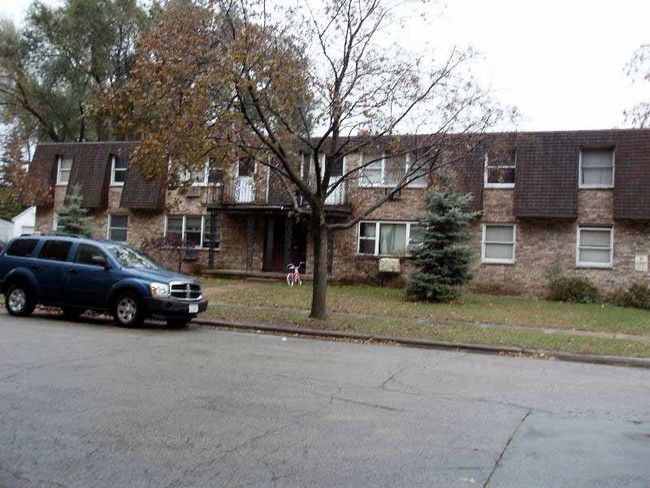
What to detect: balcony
<box><xmin>206</xmin><ymin>176</ymin><xmax>351</xmax><ymax>217</ymax></box>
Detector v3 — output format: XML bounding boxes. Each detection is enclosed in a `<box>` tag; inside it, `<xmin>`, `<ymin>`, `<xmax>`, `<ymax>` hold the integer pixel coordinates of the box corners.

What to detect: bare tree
<box><xmin>625</xmin><ymin>43</ymin><xmax>650</xmax><ymax>127</ymax></box>
<box><xmin>101</xmin><ymin>0</ymin><xmax>509</xmax><ymax>319</ymax></box>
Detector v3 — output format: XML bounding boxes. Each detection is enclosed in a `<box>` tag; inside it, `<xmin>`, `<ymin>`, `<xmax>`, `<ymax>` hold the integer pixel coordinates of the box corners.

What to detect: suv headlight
<box><xmin>150</xmin><ymin>282</ymin><xmax>170</xmax><ymax>298</ymax></box>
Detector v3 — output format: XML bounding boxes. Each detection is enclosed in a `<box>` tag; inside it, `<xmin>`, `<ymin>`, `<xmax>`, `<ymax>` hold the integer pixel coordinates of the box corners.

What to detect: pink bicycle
<box><xmin>286</xmin><ymin>262</ymin><xmax>304</xmax><ymax>286</ymax></box>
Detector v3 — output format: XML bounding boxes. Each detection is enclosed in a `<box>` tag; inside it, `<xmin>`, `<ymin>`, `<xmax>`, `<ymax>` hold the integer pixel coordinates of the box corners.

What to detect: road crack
<box><xmin>483</xmin><ymin>409</ymin><xmax>532</xmax><ymax>487</ymax></box>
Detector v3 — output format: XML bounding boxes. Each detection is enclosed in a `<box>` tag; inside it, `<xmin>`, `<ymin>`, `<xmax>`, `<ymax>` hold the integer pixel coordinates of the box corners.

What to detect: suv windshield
<box><xmin>105</xmin><ymin>243</ymin><xmax>162</xmax><ymax>270</ymax></box>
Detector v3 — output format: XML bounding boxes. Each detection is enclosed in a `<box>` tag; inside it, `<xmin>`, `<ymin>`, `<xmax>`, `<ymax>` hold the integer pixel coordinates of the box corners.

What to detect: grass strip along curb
<box><xmin>193</xmin><ymin>318</ymin><xmax>650</xmax><ymax>370</ymax></box>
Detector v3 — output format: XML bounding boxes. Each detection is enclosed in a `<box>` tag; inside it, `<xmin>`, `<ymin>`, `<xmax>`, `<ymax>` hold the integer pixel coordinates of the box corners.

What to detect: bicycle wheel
<box><xmin>286</xmin><ymin>273</ymin><xmax>294</xmax><ymax>286</ymax></box>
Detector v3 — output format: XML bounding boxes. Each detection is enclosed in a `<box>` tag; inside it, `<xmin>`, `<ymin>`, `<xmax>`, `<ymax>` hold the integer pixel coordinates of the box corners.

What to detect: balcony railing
<box><xmin>208</xmin><ymin>176</ymin><xmax>348</xmax><ymax>207</ymax></box>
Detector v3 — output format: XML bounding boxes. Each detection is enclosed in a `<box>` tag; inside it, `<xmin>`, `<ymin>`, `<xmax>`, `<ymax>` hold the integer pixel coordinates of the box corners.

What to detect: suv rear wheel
<box><xmin>6</xmin><ymin>283</ymin><xmax>36</xmax><ymax>317</ymax></box>
<box><xmin>113</xmin><ymin>292</ymin><xmax>145</xmax><ymax>327</ymax></box>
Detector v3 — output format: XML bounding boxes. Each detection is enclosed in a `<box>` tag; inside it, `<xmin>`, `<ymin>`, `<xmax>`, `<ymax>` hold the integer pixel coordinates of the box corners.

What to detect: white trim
<box><xmin>576</xmin><ymin>226</ymin><xmax>614</xmax><ymax>268</ymax></box>
<box><xmin>325</xmin><ymin>154</ymin><xmax>346</xmax><ymax>205</ymax></box>
<box><xmin>358</xmin><ymin>152</ymin><xmax>426</xmax><ymax>188</ymax></box>
<box><xmin>578</xmin><ymin>148</ymin><xmax>615</xmax><ymax>189</ymax></box>
<box><xmin>359</xmin><ymin>152</ymin><xmax>386</xmax><ymax>188</ymax></box>
<box><xmin>56</xmin><ymin>156</ymin><xmax>72</xmax><ymax>186</ymax></box>
<box><xmin>405</xmin><ymin>154</ymin><xmax>428</xmax><ymax>188</ymax></box>
<box><xmin>110</xmin><ymin>155</ymin><xmax>127</xmax><ymax>186</ymax></box>
<box><xmin>357</xmin><ymin>221</ymin><xmax>420</xmax><ymax>257</ymax></box>
<box><xmin>107</xmin><ymin>214</ymin><xmax>128</xmax><ymax>242</ymax></box>
<box><xmin>164</xmin><ymin>214</ymin><xmax>220</xmax><ymax>250</ymax></box>
<box><xmin>484</xmin><ymin>153</ymin><xmax>516</xmax><ymax>189</ymax></box>
<box><xmin>481</xmin><ymin>223</ymin><xmax>516</xmax><ymax>264</ymax></box>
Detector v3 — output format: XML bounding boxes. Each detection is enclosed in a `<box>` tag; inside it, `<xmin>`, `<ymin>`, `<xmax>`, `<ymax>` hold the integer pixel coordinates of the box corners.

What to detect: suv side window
<box><xmin>5</xmin><ymin>239</ymin><xmax>39</xmax><ymax>257</ymax></box>
<box><xmin>38</xmin><ymin>240</ymin><xmax>72</xmax><ymax>261</ymax></box>
<box><xmin>75</xmin><ymin>244</ymin><xmax>106</xmax><ymax>267</ymax></box>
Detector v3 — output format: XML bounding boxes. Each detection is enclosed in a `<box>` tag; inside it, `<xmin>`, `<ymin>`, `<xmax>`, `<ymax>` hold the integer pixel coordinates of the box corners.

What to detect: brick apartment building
<box><xmin>27</xmin><ymin>129</ymin><xmax>650</xmax><ymax>297</ymax></box>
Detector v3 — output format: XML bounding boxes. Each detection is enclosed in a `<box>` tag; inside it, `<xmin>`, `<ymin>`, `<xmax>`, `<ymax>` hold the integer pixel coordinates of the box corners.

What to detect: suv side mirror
<box><xmin>91</xmin><ymin>255</ymin><xmax>109</xmax><ymax>268</ymax></box>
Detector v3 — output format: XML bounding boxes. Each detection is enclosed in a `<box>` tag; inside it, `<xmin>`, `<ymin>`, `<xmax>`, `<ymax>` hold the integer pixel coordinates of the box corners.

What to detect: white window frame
<box><xmin>576</xmin><ymin>226</ymin><xmax>613</xmax><ymax>268</ymax></box>
<box><xmin>164</xmin><ymin>215</ymin><xmax>220</xmax><ymax>250</ymax></box>
<box><xmin>484</xmin><ymin>152</ymin><xmax>516</xmax><ymax>189</ymax></box>
<box><xmin>481</xmin><ymin>223</ymin><xmax>516</xmax><ymax>264</ymax></box>
<box><xmin>579</xmin><ymin>148</ymin><xmax>615</xmax><ymax>189</ymax></box>
<box><xmin>110</xmin><ymin>155</ymin><xmax>127</xmax><ymax>186</ymax></box>
<box><xmin>357</xmin><ymin>221</ymin><xmax>420</xmax><ymax>257</ymax></box>
<box><xmin>56</xmin><ymin>156</ymin><xmax>72</xmax><ymax>185</ymax></box>
<box><xmin>359</xmin><ymin>153</ymin><xmax>387</xmax><ymax>188</ymax></box>
<box><xmin>107</xmin><ymin>214</ymin><xmax>128</xmax><ymax>242</ymax></box>
<box><xmin>359</xmin><ymin>153</ymin><xmax>426</xmax><ymax>188</ymax></box>
<box><xmin>405</xmin><ymin>154</ymin><xmax>428</xmax><ymax>188</ymax></box>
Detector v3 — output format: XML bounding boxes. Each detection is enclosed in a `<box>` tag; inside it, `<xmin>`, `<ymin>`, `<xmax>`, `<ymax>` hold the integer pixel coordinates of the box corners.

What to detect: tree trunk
<box><xmin>310</xmin><ymin>211</ymin><xmax>329</xmax><ymax>320</ymax></box>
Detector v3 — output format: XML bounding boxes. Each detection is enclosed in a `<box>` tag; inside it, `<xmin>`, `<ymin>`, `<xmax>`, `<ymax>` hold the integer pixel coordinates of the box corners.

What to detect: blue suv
<box><xmin>0</xmin><ymin>235</ymin><xmax>208</xmax><ymax>327</ymax></box>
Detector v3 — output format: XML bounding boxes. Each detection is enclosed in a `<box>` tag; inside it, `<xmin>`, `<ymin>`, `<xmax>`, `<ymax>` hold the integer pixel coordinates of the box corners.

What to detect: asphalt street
<box><xmin>0</xmin><ymin>314</ymin><xmax>648</xmax><ymax>487</ymax></box>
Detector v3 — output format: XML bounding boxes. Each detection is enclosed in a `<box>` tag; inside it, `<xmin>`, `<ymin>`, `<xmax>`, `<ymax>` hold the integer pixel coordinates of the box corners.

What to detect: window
<box><xmin>484</xmin><ymin>151</ymin><xmax>516</xmax><ymax>188</ymax></box>
<box><xmin>57</xmin><ymin>157</ymin><xmax>72</xmax><ymax>185</ymax></box>
<box><xmin>405</xmin><ymin>155</ymin><xmax>428</xmax><ymax>188</ymax></box>
<box><xmin>165</xmin><ymin>215</ymin><xmax>220</xmax><ymax>249</ymax></box>
<box><xmin>207</xmin><ymin>159</ymin><xmax>224</xmax><ymax>185</ymax></box>
<box><xmin>358</xmin><ymin>223</ymin><xmax>377</xmax><ymax>254</ymax></box>
<box><xmin>360</xmin><ymin>153</ymin><xmax>385</xmax><ymax>187</ymax></box>
<box><xmin>202</xmin><ymin>216</ymin><xmax>221</xmax><ymax>249</ymax></box>
<box><xmin>110</xmin><ymin>155</ymin><xmax>128</xmax><ymax>186</ymax></box>
<box><xmin>5</xmin><ymin>239</ymin><xmax>38</xmax><ymax>257</ymax></box>
<box><xmin>482</xmin><ymin>224</ymin><xmax>516</xmax><ymax>264</ymax></box>
<box><xmin>75</xmin><ymin>244</ymin><xmax>106</xmax><ymax>266</ymax></box>
<box><xmin>38</xmin><ymin>240</ymin><xmax>72</xmax><ymax>261</ymax></box>
<box><xmin>357</xmin><ymin>222</ymin><xmax>420</xmax><ymax>256</ymax></box>
<box><xmin>407</xmin><ymin>224</ymin><xmax>424</xmax><ymax>254</ymax></box>
<box><xmin>580</xmin><ymin>148</ymin><xmax>614</xmax><ymax>188</ymax></box>
<box><xmin>360</xmin><ymin>153</ymin><xmax>427</xmax><ymax>188</ymax></box>
<box><xmin>108</xmin><ymin>214</ymin><xmax>128</xmax><ymax>242</ymax></box>
<box><xmin>577</xmin><ymin>227</ymin><xmax>613</xmax><ymax>268</ymax></box>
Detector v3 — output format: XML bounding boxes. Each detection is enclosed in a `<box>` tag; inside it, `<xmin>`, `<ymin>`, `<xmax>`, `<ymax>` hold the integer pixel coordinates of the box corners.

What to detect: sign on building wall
<box><xmin>634</xmin><ymin>254</ymin><xmax>648</xmax><ymax>272</ymax></box>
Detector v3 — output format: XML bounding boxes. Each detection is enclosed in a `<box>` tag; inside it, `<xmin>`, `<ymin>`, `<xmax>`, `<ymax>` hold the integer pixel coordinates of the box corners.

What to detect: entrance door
<box><xmin>263</xmin><ymin>217</ymin><xmax>307</xmax><ymax>272</ymax></box>
<box><xmin>235</xmin><ymin>158</ymin><xmax>255</xmax><ymax>203</ymax></box>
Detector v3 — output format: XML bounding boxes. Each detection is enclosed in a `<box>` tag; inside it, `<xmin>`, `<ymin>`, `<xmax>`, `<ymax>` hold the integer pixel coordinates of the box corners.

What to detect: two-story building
<box><xmin>27</xmin><ymin>129</ymin><xmax>650</xmax><ymax>296</ymax></box>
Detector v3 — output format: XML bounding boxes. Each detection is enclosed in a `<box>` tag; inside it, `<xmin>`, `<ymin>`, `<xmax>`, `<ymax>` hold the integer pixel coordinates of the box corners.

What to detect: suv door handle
<box><xmin>69</xmin><ymin>269</ymin><xmax>78</xmax><ymax>274</ymax></box>
<box><xmin>29</xmin><ymin>264</ymin><xmax>39</xmax><ymax>270</ymax></box>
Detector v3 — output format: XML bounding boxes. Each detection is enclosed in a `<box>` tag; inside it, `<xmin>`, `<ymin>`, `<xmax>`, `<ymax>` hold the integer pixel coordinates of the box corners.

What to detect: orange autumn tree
<box><xmin>100</xmin><ymin>0</ymin><xmax>509</xmax><ymax>319</ymax></box>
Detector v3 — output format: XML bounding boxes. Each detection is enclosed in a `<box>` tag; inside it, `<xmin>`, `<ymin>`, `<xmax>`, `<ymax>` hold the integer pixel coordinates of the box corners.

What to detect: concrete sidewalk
<box><xmin>193</xmin><ymin>313</ymin><xmax>650</xmax><ymax>369</ymax></box>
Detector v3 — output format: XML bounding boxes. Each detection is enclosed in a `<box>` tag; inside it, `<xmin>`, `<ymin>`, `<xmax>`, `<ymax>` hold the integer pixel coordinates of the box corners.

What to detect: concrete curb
<box><xmin>193</xmin><ymin>318</ymin><xmax>650</xmax><ymax>370</ymax></box>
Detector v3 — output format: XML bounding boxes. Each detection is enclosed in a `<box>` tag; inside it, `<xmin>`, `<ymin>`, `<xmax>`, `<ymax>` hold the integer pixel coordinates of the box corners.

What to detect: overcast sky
<box><xmin>1</xmin><ymin>0</ymin><xmax>648</xmax><ymax>132</ymax></box>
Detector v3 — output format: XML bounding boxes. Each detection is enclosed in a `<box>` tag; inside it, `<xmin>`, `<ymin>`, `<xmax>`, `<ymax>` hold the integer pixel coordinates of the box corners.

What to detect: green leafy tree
<box><xmin>0</xmin><ymin>0</ymin><xmax>151</xmax><ymax>143</ymax></box>
<box><xmin>57</xmin><ymin>185</ymin><xmax>93</xmax><ymax>237</ymax></box>
<box><xmin>406</xmin><ymin>182</ymin><xmax>479</xmax><ymax>303</ymax></box>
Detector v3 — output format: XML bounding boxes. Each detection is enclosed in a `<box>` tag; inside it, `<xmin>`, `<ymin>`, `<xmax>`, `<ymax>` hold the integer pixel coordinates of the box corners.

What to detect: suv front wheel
<box><xmin>113</xmin><ymin>292</ymin><xmax>145</xmax><ymax>327</ymax></box>
<box><xmin>5</xmin><ymin>282</ymin><xmax>36</xmax><ymax>317</ymax></box>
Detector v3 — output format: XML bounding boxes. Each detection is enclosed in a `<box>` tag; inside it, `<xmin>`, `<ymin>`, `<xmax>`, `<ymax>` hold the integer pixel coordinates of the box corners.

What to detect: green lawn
<box><xmin>199</xmin><ymin>280</ymin><xmax>650</xmax><ymax>359</ymax></box>
<box><xmin>201</xmin><ymin>280</ymin><xmax>650</xmax><ymax>335</ymax></box>
<box><xmin>204</xmin><ymin>304</ymin><xmax>650</xmax><ymax>359</ymax></box>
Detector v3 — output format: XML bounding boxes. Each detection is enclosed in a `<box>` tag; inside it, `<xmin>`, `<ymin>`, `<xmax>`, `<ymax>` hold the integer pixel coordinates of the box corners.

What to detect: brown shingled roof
<box><xmin>119</xmin><ymin>163</ymin><xmax>166</xmax><ymax>210</ymax></box>
<box><xmin>65</xmin><ymin>142</ymin><xmax>138</xmax><ymax>208</ymax></box>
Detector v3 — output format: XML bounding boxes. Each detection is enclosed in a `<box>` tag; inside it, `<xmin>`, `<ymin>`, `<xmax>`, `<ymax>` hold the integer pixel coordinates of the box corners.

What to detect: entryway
<box><xmin>263</xmin><ymin>216</ymin><xmax>307</xmax><ymax>272</ymax></box>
